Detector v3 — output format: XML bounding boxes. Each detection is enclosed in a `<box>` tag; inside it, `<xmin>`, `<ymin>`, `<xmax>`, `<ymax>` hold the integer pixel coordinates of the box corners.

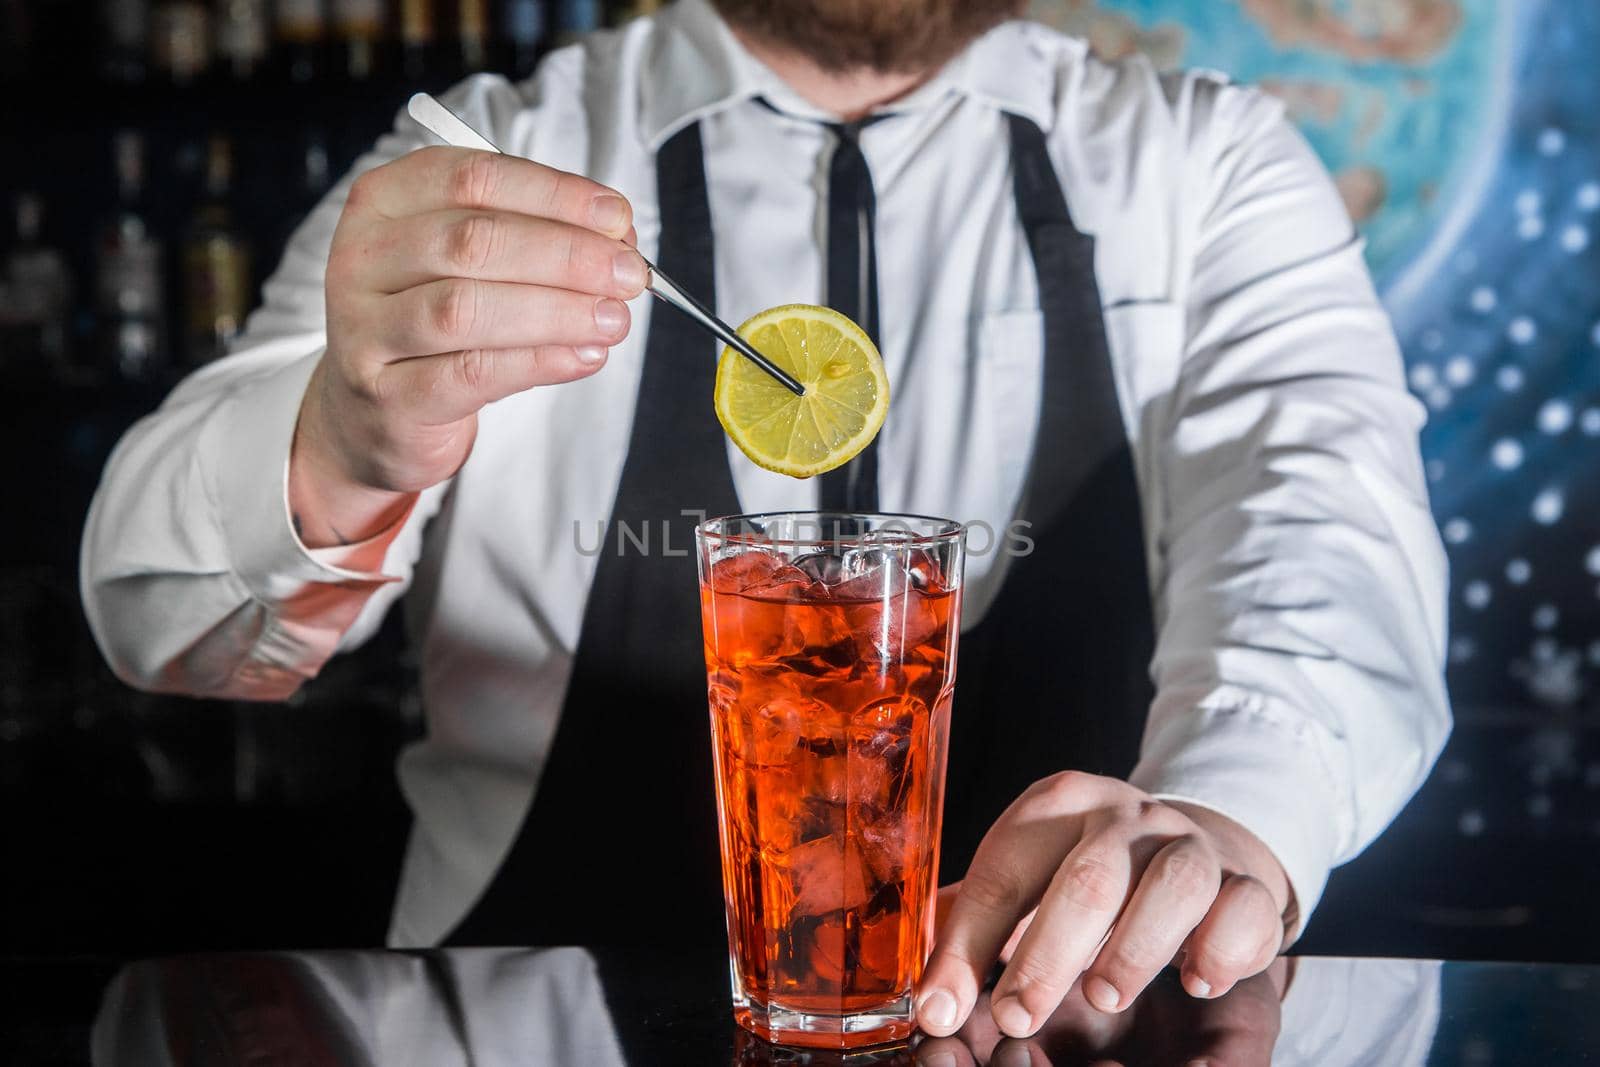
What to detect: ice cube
<box><xmin>858</xmin><ymin>816</ymin><xmax>913</xmax><ymax>884</ymax></box>
<box><xmin>745</xmin><ymin>564</ymin><xmax>812</xmax><ymax>599</ymax></box>
<box><xmin>847</xmin><ymin>586</ymin><xmax>947</xmax><ymax>663</ymax></box>
<box><xmin>710</xmin><ymin>550</ymin><xmax>786</xmax><ymax>594</ymax></box>
<box><xmin>803</xmin><ymin>751</ymin><xmax>893</xmax><ymax>810</ymax></box>
<box><xmin>791</xmin><ymin>551</ymin><xmax>847</xmax><ymax>589</ymax></box>
<box><xmin>829</xmin><ymin>548</ymin><xmax>911</xmax><ymax>601</ymax></box>
<box><xmin>781</xmin><ymin>833</ymin><xmax>873</xmax><ymax>918</ymax></box>
<box><xmin>853</xmin><ymin>696</ymin><xmax>924</xmax><ymax>808</ymax></box>
<box><xmin>852</xmin><ymin>695</ymin><xmax>922</xmax><ymax>740</ymax></box>
<box><xmin>746</xmin><ymin>694</ymin><xmax>820</xmax><ymax>766</ymax></box>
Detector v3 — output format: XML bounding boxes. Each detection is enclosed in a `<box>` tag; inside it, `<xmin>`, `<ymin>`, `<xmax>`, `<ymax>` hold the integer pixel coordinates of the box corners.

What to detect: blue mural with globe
<box><xmin>1030</xmin><ymin>0</ymin><xmax>1600</xmax><ymax>710</ymax></box>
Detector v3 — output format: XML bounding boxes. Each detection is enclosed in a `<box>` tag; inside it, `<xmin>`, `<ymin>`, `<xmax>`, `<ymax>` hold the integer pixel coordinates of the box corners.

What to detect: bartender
<box><xmin>80</xmin><ymin>0</ymin><xmax>1450</xmax><ymax>1042</ymax></box>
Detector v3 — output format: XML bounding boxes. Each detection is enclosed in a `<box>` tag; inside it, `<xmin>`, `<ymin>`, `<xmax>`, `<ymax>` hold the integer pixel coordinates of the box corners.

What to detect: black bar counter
<box><xmin>4</xmin><ymin>945</ymin><xmax>1599</xmax><ymax>1065</ymax></box>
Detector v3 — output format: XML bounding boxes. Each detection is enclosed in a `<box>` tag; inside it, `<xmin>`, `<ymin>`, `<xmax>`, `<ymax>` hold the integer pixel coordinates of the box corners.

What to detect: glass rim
<box><xmin>695</xmin><ymin>511</ymin><xmax>967</xmax><ymax>549</ymax></box>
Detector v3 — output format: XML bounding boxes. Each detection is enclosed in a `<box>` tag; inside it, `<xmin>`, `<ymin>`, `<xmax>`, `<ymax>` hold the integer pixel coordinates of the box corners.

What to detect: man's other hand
<box><xmin>917</xmin><ymin>772</ymin><xmax>1294</xmax><ymax>1039</ymax></box>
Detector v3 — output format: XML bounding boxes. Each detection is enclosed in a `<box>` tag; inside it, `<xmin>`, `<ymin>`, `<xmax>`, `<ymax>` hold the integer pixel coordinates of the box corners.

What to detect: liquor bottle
<box><xmin>331</xmin><ymin>0</ymin><xmax>385</xmax><ymax>81</ymax></box>
<box><xmin>150</xmin><ymin>0</ymin><xmax>211</xmax><ymax>84</ymax></box>
<box><xmin>399</xmin><ymin>0</ymin><xmax>436</xmax><ymax>78</ymax></box>
<box><xmin>182</xmin><ymin>138</ymin><xmax>253</xmax><ymax>367</ymax></box>
<box><xmin>302</xmin><ymin>131</ymin><xmax>333</xmax><ymax>203</ymax></box>
<box><xmin>0</xmin><ymin>193</ymin><xmax>75</xmax><ymax>382</ymax></box>
<box><xmin>96</xmin><ymin>132</ymin><xmax>167</xmax><ymax>384</ymax></box>
<box><xmin>0</xmin><ymin>0</ymin><xmax>32</xmax><ymax>79</ymax></box>
<box><xmin>502</xmin><ymin>0</ymin><xmax>544</xmax><ymax>77</ymax></box>
<box><xmin>102</xmin><ymin>0</ymin><xmax>150</xmax><ymax>83</ymax></box>
<box><xmin>276</xmin><ymin>0</ymin><xmax>326</xmax><ymax>83</ymax></box>
<box><xmin>457</xmin><ymin>0</ymin><xmax>490</xmax><ymax>71</ymax></box>
<box><xmin>552</xmin><ymin>0</ymin><xmax>600</xmax><ymax>45</ymax></box>
<box><xmin>215</xmin><ymin>0</ymin><xmax>269</xmax><ymax>79</ymax></box>
<box><xmin>268</xmin><ymin>129</ymin><xmax>334</xmax><ymax>288</ymax></box>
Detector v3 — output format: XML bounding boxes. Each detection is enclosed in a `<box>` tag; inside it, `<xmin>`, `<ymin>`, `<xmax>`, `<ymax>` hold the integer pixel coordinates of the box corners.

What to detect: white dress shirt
<box><xmin>81</xmin><ymin>0</ymin><xmax>1451</xmax><ymax>946</ymax></box>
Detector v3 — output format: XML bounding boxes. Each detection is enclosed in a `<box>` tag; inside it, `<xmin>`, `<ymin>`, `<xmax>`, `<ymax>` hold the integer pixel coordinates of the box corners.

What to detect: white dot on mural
<box><xmin>1464</xmin><ymin>581</ymin><xmax>1492</xmax><ymax>610</ymax></box>
<box><xmin>1497</xmin><ymin>365</ymin><xmax>1525</xmax><ymax>392</ymax></box>
<box><xmin>1444</xmin><ymin>356</ymin><xmax>1475</xmax><ymax>386</ymax></box>
<box><xmin>1427</xmin><ymin>459</ymin><xmax>1446</xmax><ymax>483</ymax></box>
<box><xmin>1562</xmin><ymin>225</ymin><xmax>1591</xmax><ymax>254</ymax></box>
<box><xmin>1469</xmin><ymin>286</ymin><xmax>1497</xmax><ymax>313</ymax></box>
<box><xmin>1586</xmin><ymin>546</ymin><xmax>1600</xmax><ymax>577</ymax></box>
<box><xmin>1519</xmin><ymin>215</ymin><xmax>1546</xmax><ymax>241</ymax></box>
<box><xmin>1579</xmin><ymin>182</ymin><xmax>1600</xmax><ymax>212</ymax></box>
<box><xmin>1443</xmin><ymin>518</ymin><xmax>1472</xmax><ymax>544</ymax></box>
<box><xmin>1533</xmin><ymin>604</ymin><xmax>1560</xmax><ymax>631</ymax></box>
<box><xmin>1409</xmin><ymin>363</ymin><xmax>1438</xmax><ymax>391</ymax></box>
<box><xmin>1427</xmin><ymin>386</ymin><xmax>1453</xmax><ymax>411</ymax></box>
<box><xmin>1532</xmin><ymin>488</ymin><xmax>1565</xmax><ymax>525</ymax></box>
<box><xmin>1459</xmin><ymin>810</ymin><xmax>1485</xmax><ymax>837</ymax></box>
<box><xmin>1508</xmin><ymin>317</ymin><xmax>1537</xmax><ymax>345</ymax></box>
<box><xmin>1491</xmin><ymin>438</ymin><xmax>1524</xmax><ymax>470</ymax></box>
<box><xmin>1538</xmin><ymin>128</ymin><xmax>1567</xmax><ymax>156</ymax></box>
<box><xmin>1507</xmin><ymin>558</ymin><xmax>1533</xmax><ymax>585</ymax></box>
<box><xmin>1421</xmin><ymin>329</ymin><xmax>1445</xmax><ymax>352</ymax></box>
<box><xmin>1516</xmin><ymin>189</ymin><xmax>1542</xmax><ymax>216</ymax></box>
<box><xmin>1582</xmin><ymin>408</ymin><xmax>1600</xmax><ymax>436</ymax></box>
<box><xmin>1539</xmin><ymin>400</ymin><xmax>1573</xmax><ymax>435</ymax></box>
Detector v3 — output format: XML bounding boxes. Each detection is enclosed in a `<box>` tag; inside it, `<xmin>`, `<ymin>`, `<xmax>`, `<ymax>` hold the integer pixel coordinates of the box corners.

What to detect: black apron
<box><xmin>446</xmin><ymin>114</ymin><xmax>1156</xmax><ymax>947</ymax></box>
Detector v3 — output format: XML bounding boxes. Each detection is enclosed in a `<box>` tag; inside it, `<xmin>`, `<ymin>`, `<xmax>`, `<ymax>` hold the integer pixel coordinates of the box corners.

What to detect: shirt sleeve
<box><xmin>79</xmin><ymin>74</ymin><xmax>531</xmax><ymax>701</ymax></box>
<box><xmin>1126</xmin><ymin>78</ymin><xmax>1453</xmax><ymax>926</ymax></box>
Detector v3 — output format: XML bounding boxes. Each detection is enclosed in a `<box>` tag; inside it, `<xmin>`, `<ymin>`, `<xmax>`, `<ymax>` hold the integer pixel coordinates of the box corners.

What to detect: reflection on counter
<box><xmin>86</xmin><ymin>946</ymin><xmax>1477</xmax><ymax>1066</ymax></box>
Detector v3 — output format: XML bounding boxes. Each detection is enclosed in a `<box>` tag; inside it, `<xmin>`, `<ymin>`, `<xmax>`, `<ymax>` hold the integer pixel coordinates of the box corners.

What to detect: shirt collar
<box><xmin>639</xmin><ymin>0</ymin><xmax>1063</xmax><ymax>149</ymax></box>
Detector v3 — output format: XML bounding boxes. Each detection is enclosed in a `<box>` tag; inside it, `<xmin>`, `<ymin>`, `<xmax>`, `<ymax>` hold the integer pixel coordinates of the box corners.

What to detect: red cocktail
<box><xmin>696</xmin><ymin>513</ymin><xmax>965</xmax><ymax>1049</ymax></box>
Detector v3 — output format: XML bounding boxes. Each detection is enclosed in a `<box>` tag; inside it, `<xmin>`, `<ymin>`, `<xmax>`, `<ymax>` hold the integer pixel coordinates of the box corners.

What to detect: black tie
<box><xmin>819</xmin><ymin>118</ymin><xmax>887</xmax><ymax>514</ymax></box>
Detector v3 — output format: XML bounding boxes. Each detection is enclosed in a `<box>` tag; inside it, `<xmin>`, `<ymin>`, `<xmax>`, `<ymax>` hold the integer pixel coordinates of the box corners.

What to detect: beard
<box><xmin>710</xmin><ymin>0</ymin><xmax>1027</xmax><ymax>73</ymax></box>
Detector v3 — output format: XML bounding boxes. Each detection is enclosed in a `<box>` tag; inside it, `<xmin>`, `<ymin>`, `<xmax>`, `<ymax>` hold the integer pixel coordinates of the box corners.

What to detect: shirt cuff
<box><xmin>1127</xmin><ymin>695</ymin><xmax>1344</xmax><ymax>931</ymax></box>
<box><xmin>201</xmin><ymin>350</ymin><xmax>404</xmax><ymax>605</ymax></box>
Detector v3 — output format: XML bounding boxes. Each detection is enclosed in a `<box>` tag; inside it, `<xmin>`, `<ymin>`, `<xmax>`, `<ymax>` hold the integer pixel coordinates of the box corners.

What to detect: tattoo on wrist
<box><xmin>292</xmin><ymin>510</ymin><xmax>353</xmax><ymax>548</ymax></box>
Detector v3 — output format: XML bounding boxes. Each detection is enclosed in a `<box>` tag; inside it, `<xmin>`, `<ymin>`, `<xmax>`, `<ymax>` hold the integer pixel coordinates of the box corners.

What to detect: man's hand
<box><xmin>918</xmin><ymin>772</ymin><xmax>1294</xmax><ymax>1040</ymax></box>
<box><xmin>291</xmin><ymin>146</ymin><xmax>647</xmax><ymax>547</ymax></box>
<box><xmin>914</xmin><ymin>959</ymin><xmax>1291</xmax><ymax>1067</ymax></box>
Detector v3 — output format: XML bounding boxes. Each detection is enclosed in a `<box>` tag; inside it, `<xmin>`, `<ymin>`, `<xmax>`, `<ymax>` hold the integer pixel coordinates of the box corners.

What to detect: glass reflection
<box><xmin>90</xmin><ymin>949</ymin><xmax>1441</xmax><ymax>1066</ymax></box>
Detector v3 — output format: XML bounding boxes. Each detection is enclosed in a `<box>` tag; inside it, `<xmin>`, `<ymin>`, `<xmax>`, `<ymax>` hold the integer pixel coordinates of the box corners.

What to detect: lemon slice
<box><xmin>714</xmin><ymin>304</ymin><xmax>890</xmax><ymax>478</ymax></box>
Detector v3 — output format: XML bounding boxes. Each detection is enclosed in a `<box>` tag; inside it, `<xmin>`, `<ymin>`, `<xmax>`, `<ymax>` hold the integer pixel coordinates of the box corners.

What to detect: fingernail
<box><xmin>591</xmin><ymin>194</ymin><xmax>628</xmax><ymax>233</ymax></box>
<box><xmin>1187</xmin><ymin>974</ymin><xmax>1213</xmax><ymax>998</ymax></box>
<box><xmin>1185</xmin><ymin>1060</ymin><xmax>1212</xmax><ymax>1067</ymax></box>
<box><xmin>576</xmin><ymin>345</ymin><xmax>607</xmax><ymax>365</ymax></box>
<box><xmin>612</xmin><ymin>250</ymin><xmax>647</xmax><ymax>292</ymax></box>
<box><xmin>917</xmin><ymin>987</ymin><xmax>958</xmax><ymax>1031</ymax></box>
<box><xmin>1084</xmin><ymin>975</ymin><xmax>1121</xmax><ymax>1013</ymax></box>
<box><xmin>917</xmin><ymin>1050</ymin><xmax>959</xmax><ymax>1067</ymax></box>
<box><xmin>594</xmin><ymin>298</ymin><xmax>628</xmax><ymax>337</ymax></box>
<box><xmin>994</xmin><ymin>1043</ymin><xmax>1034</xmax><ymax>1067</ymax></box>
<box><xmin>990</xmin><ymin>994</ymin><xmax>1033</xmax><ymax>1037</ymax></box>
